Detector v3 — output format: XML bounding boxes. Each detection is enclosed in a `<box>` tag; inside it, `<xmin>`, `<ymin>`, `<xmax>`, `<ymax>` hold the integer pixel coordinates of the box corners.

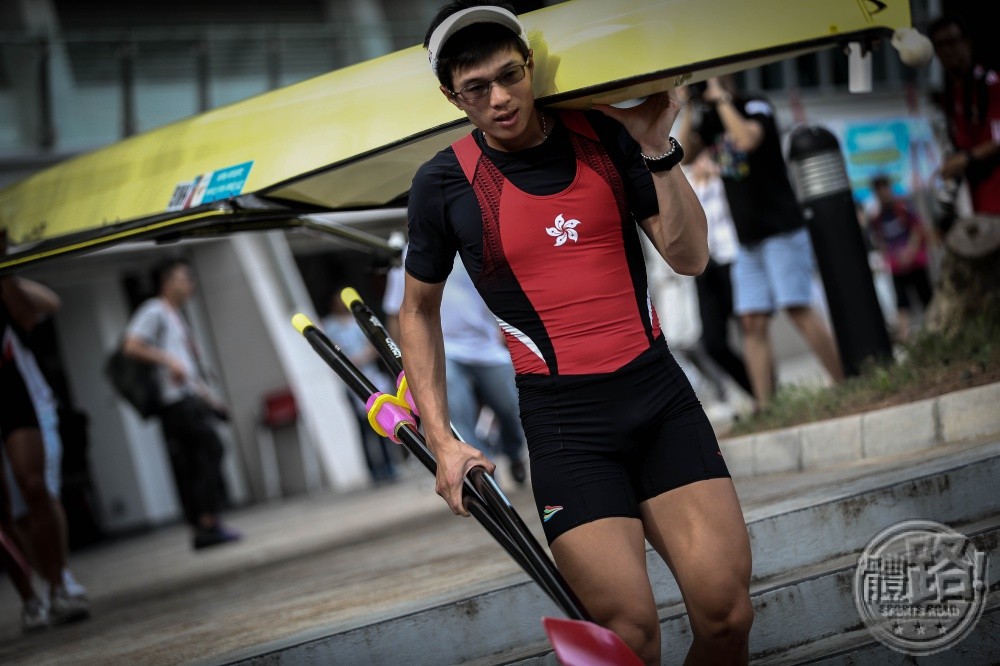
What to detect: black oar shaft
<box><xmin>333</xmin><ymin>297</ymin><xmax>591</xmax><ymax>623</ymax></box>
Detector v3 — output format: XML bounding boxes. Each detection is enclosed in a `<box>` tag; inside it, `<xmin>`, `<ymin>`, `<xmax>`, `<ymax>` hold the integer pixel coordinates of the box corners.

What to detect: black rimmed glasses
<box><xmin>451</xmin><ymin>63</ymin><xmax>530</xmax><ymax>103</ymax></box>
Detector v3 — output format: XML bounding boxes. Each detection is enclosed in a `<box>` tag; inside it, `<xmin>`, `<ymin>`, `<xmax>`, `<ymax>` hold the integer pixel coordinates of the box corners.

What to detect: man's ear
<box><xmin>440</xmin><ymin>85</ymin><xmax>462</xmax><ymax>109</ymax></box>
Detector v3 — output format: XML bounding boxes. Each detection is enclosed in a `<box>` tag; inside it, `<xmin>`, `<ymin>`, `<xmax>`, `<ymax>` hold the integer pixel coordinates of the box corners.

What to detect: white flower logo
<box><xmin>545</xmin><ymin>213</ymin><xmax>581</xmax><ymax>246</ymax></box>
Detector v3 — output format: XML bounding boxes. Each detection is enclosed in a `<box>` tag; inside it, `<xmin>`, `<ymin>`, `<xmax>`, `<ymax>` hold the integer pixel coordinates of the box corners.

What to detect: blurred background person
<box><xmin>928</xmin><ymin>14</ymin><xmax>1000</xmax><ymax>222</ymax></box>
<box><xmin>383</xmin><ymin>250</ymin><xmax>527</xmax><ymax>486</ymax></box>
<box><xmin>1</xmin><ymin>231</ymin><xmax>90</xmax><ymax>626</ymax></box>
<box><xmin>678</xmin><ymin>76</ymin><xmax>844</xmax><ymax>410</ymax></box>
<box><xmin>123</xmin><ymin>258</ymin><xmax>240</xmax><ymax>550</ymax></box>
<box><xmin>321</xmin><ymin>291</ymin><xmax>399</xmax><ymax>485</ymax></box>
<box><xmin>685</xmin><ymin>149</ymin><xmax>754</xmax><ymax>409</ymax></box>
<box><xmin>866</xmin><ymin>175</ymin><xmax>934</xmax><ymax>342</ymax></box>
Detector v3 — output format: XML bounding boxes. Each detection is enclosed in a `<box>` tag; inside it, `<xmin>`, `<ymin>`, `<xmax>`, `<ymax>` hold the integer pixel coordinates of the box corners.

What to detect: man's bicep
<box><xmin>126</xmin><ymin>304</ymin><xmax>160</xmax><ymax>343</ymax></box>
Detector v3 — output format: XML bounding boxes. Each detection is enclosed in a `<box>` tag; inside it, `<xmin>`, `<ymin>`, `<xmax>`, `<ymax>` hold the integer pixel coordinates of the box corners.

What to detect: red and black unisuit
<box><xmin>406</xmin><ymin>110</ymin><xmax>729</xmax><ymax>543</ymax></box>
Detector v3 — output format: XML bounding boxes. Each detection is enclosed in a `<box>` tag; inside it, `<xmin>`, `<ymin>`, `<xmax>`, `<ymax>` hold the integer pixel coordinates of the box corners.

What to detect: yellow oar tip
<box><xmin>291</xmin><ymin>313</ymin><xmax>315</xmax><ymax>334</ymax></box>
<box><xmin>340</xmin><ymin>287</ymin><xmax>362</xmax><ymax>308</ymax></box>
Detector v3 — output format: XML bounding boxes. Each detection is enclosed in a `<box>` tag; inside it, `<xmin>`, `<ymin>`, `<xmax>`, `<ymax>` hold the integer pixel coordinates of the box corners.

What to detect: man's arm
<box><xmin>0</xmin><ymin>276</ymin><xmax>60</xmax><ymax>332</ymax></box>
<box><xmin>675</xmin><ymin>86</ymin><xmax>706</xmax><ymax>165</ymax></box>
<box><xmin>595</xmin><ymin>90</ymin><xmax>709</xmax><ymax>275</ymax></box>
<box><xmin>636</xmin><ymin>164</ymin><xmax>709</xmax><ymax>276</ymax></box>
<box><xmin>702</xmin><ymin>78</ymin><xmax>765</xmax><ymax>154</ymax></box>
<box><xmin>122</xmin><ymin>334</ymin><xmax>186</xmax><ymax>382</ymax></box>
<box><xmin>399</xmin><ymin>272</ymin><xmax>495</xmax><ymax>516</ymax></box>
<box><xmin>940</xmin><ymin>139</ymin><xmax>1000</xmax><ymax>180</ymax></box>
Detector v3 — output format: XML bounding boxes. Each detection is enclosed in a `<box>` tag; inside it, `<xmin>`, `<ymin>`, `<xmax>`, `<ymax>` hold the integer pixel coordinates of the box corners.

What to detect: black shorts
<box><xmin>516</xmin><ymin>336</ymin><xmax>730</xmax><ymax>544</ymax></box>
<box><xmin>0</xmin><ymin>362</ymin><xmax>40</xmax><ymax>442</ymax></box>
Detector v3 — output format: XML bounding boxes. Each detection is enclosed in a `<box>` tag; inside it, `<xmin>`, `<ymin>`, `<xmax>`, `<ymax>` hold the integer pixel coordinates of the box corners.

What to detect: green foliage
<box><xmin>728</xmin><ymin>314</ymin><xmax>1000</xmax><ymax>437</ymax></box>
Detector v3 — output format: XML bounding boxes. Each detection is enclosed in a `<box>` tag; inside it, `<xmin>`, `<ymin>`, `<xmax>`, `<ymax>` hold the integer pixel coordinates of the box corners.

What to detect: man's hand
<box><xmin>430</xmin><ymin>435</ymin><xmax>496</xmax><ymax>517</ymax></box>
<box><xmin>592</xmin><ymin>89</ymin><xmax>682</xmax><ymax>156</ymax></box>
<box><xmin>701</xmin><ymin>77</ymin><xmax>729</xmax><ymax>104</ymax></box>
<box><xmin>939</xmin><ymin>152</ymin><xmax>970</xmax><ymax>180</ymax></box>
<box><xmin>165</xmin><ymin>355</ymin><xmax>187</xmax><ymax>385</ymax></box>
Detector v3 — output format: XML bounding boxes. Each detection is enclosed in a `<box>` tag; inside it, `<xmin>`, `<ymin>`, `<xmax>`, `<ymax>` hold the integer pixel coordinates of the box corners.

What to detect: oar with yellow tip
<box><xmin>327</xmin><ymin>291</ymin><xmax>599</xmax><ymax>625</ymax></box>
<box><xmin>290</xmin><ymin>307</ymin><xmax>595</xmax><ymax>629</ymax></box>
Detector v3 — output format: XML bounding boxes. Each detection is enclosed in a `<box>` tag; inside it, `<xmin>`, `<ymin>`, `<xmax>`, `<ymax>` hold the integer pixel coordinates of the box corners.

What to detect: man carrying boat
<box><xmin>398</xmin><ymin>2</ymin><xmax>754</xmax><ymax>663</ymax></box>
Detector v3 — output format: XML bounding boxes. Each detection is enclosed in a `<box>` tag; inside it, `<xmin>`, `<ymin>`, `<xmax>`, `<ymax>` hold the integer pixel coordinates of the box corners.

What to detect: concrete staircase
<box><xmin>222</xmin><ymin>439</ymin><xmax>1000</xmax><ymax>665</ymax></box>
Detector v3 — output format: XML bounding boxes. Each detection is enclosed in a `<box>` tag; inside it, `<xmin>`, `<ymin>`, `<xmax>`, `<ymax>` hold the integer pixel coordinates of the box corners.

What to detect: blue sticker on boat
<box><xmin>167</xmin><ymin>160</ymin><xmax>253</xmax><ymax>211</ymax></box>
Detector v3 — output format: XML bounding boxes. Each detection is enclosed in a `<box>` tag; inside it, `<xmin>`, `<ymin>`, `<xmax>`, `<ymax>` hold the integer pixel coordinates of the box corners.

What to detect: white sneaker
<box><xmin>22</xmin><ymin>597</ymin><xmax>49</xmax><ymax>633</ymax></box>
<box><xmin>49</xmin><ymin>585</ymin><xmax>90</xmax><ymax>625</ymax></box>
<box><xmin>62</xmin><ymin>569</ymin><xmax>87</xmax><ymax>598</ymax></box>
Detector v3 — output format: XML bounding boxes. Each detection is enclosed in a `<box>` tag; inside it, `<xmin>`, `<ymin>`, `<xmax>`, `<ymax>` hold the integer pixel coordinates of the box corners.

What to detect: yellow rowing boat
<box><xmin>0</xmin><ymin>0</ymin><xmax>914</xmax><ymax>273</ymax></box>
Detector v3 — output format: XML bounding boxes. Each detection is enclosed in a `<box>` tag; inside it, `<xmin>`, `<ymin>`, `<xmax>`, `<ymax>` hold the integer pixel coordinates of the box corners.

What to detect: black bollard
<box><xmin>787</xmin><ymin>125</ymin><xmax>893</xmax><ymax>377</ymax></box>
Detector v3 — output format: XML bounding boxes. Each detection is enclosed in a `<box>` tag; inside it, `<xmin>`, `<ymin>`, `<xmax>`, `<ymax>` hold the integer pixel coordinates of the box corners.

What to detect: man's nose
<box><xmin>489</xmin><ymin>81</ymin><xmax>512</xmax><ymax>105</ymax></box>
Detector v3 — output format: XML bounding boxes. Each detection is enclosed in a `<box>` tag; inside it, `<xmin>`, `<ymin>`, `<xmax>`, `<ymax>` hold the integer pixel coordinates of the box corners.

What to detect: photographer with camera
<box><xmin>677</xmin><ymin>77</ymin><xmax>844</xmax><ymax>410</ymax></box>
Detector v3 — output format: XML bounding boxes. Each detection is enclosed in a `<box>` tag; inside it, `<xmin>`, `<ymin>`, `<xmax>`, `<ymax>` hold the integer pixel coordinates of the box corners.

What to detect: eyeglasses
<box><xmin>451</xmin><ymin>63</ymin><xmax>529</xmax><ymax>103</ymax></box>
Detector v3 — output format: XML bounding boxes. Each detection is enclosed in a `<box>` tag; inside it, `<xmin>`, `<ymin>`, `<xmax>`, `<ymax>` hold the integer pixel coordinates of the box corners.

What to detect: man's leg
<box><xmin>469</xmin><ymin>362</ymin><xmax>524</xmax><ymax>462</ymax></box>
<box><xmin>549</xmin><ymin>517</ymin><xmax>662</xmax><ymax>665</ymax></box>
<box><xmin>5</xmin><ymin>424</ymin><xmax>86</xmax><ymax>598</ymax></box>
<box><xmin>784</xmin><ymin>306</ymin><xmax>844</xmax><ymax>382</ymax></box>
<box><xmin>763</xmin><ymin>228</ymin><xmax>844</xmax><ymax>385</ymax></box>
<box><xmin>4</xmin><ymin>428</ymin><xmax>64</xmax><ymax>590</ymax></box>
<box><xmin>641</xmin><ymin>478</ymin><xmax>754</xmax><ymax>664</ymax></box>
<box><xmin>0</xmin><ymin>475</ymin><xmax>36</xmax><ymax>604</ymax></box>
<box><xmin>732</xmin><ymin>243</ymin><xmax>777</xmax><ymax>409</ymax></box>
<box><xmin>445</xmin><ymin>359</ymin><xmax>487</xmax><ymax>450</ymax></box>
<box><xmin>697</xmin><ymin>264</ymin><xmax>753</xmax><ymax>396</ymax></box>
<box><xmin>162</xmin><ymin>400</ymin><xmax>228</xmax><ymax>536</ymax></box>
<box><xmin>740</xmin><ymin>313</ymin><xmax>774</xmax><ymax>408</ymax></box>
<box><xmin>186</xmin><ymin>408</ymin><xmax>226</xmax><ymax>526</ymax></box>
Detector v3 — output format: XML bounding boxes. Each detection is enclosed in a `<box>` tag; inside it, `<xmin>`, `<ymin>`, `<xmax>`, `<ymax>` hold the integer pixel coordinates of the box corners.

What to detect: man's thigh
<box><xmin>549</xmin><ymin>516</ymin><xmax>657</xmax><ymax>626</ymax></box>
<box><xmin>639</xmin><ymin>478</ymin><xmax>751</xmax><ymax>614</ymax></box>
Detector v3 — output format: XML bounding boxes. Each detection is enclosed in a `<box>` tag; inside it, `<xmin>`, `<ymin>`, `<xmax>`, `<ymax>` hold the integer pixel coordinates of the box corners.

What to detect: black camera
<box><xmin>688</xmin><ymin>81</ymin><xmax>708</xmax><ymax>99</ymax></box>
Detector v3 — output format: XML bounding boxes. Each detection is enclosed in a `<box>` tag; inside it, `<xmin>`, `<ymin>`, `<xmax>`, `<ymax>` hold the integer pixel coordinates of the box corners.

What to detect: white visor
<box><xmin>427</xmin><ymin>6</ymin><xmax>529</xmax><ymax>77</ymax></box>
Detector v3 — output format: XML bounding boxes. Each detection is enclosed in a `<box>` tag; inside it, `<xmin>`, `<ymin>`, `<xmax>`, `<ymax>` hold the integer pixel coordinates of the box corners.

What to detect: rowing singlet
<box><xmin>451</xmin><ymin>111</ymin><xmax>660</xmax><ymax>377</ymax></box>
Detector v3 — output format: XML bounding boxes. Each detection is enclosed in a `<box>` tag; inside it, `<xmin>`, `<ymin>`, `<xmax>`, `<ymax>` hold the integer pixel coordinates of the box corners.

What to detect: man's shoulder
<box><xmin>132</xmin><ymin>297</ymin><xmax>164</xmax><ymax>317</ymax></box>
<box><xmin>127</xmin><ymin>297</ymin><xmax>169</xmax><ymax>331</ymax></box>
<box><xmin>415</xmin><ymin>142</ymin><xmax>463</xmax><ymax>177</ymax></box>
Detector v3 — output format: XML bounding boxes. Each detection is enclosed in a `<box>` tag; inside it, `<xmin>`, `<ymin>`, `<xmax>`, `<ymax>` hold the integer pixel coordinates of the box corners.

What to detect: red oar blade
<box><xmin>542</xmin><ymin>616</ymin><xmax>644</xmax><ymax>666</ymax></box>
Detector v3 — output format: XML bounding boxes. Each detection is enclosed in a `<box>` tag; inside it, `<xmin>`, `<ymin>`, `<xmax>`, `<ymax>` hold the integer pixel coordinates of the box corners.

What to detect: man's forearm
<box><xmin>0</xmin><ymin>276</ymin><xmax>59</xmax><ymax>331</ymax></box>
<box><xmin>122</xmin><ymin>336</ymin><xmax>169</xmax><ymax>366</ymax></box>
<box><xmin>643</xmin><ymin>168</ymin><xmax>709</xmax><ymax>276</ymax></box>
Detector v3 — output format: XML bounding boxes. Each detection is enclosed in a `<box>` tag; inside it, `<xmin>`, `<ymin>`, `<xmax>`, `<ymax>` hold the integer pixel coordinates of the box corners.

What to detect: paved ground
<box><xmin>1</xmin><ymin>434</ymin><xmax>995</xmax><ymax>665</ymax></box>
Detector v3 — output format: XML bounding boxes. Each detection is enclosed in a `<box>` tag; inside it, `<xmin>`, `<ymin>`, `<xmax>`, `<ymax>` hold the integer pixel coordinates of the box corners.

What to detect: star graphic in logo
<box><xmin>545</xmin><ymin>213</ymin><xmax>580</xmax><ymax>246</ymax></box>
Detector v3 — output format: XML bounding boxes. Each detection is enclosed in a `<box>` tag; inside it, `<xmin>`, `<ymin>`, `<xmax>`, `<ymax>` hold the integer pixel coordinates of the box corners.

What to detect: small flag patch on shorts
<box><xmin>543</xmin><ymin>505</ymin><xmax>564</xmax><ymax>522</ymax></box>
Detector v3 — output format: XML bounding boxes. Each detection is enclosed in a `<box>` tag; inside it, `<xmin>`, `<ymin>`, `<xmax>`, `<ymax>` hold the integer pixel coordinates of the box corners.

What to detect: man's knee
<box><xmin>15</xmin><ymin>474</ymin><xmax>51</xmax><ymax>507</ymax></box>
<box><xmin>689</xmin><ymin>589</ymin><xmax>754</xmax><ymax>645</ymax></box>
<box><xmin>604</xmin><ymin>609</ymin><xmax>660</xmax><ymax>665</ymax></box>
<box><xmin>739</xmin><ymin>314</ymin><xmax>769</xmax><ymax>338</ymax></box>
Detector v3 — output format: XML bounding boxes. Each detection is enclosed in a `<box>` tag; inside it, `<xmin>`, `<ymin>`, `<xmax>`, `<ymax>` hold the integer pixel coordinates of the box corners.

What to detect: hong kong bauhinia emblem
<box><xmin>545</xmin><ymin>213</ymin><xmax>580</xmax><ymax>246</ymax></box>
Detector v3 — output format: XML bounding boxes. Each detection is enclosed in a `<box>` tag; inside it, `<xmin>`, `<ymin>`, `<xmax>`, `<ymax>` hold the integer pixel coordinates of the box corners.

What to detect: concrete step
<box><xmin>761</xmin><ymin>601</ymin><xmax>1000</xmax><ymax>665</ymax></box>
<box><xmin>221</xmin><ymin>440</ymin><xmax>1000</xmax><ymax>666</ymax></box>
<box><xmin>485</xmin><ymin>514</ymin><xmax>1000</xmax><ymax>666</ymax></box>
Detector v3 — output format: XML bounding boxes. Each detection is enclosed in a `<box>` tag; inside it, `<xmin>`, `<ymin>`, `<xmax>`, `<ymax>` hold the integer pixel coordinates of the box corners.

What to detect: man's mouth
<box><xmin>494</xmin><ymin>110</ymin><xmax>518</xmax><ymax>128</ymax></box>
